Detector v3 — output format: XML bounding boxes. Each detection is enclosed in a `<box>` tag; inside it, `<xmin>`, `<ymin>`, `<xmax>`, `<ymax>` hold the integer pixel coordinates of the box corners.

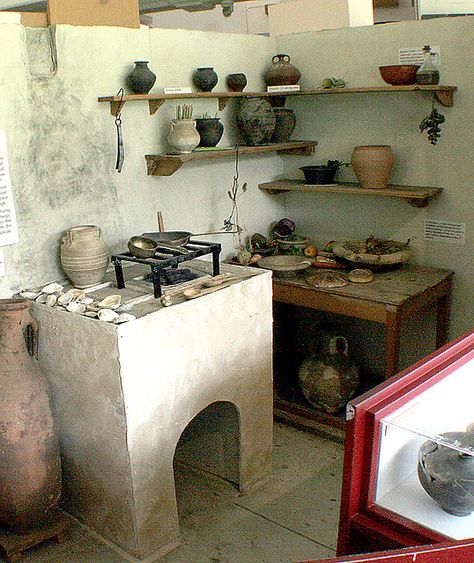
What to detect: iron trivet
<box><xmin>112</xmin><ymin>240</ymin><xmax>221</xmax><ymax>297</ymax></box>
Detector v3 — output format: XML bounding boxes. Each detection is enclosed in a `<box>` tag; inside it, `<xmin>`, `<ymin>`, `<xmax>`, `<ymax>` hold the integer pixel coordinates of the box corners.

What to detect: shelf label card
<box><xmin>0</xmin><ymin>131</ymin><xmax>19</xmax><ymax>246</ymax></box>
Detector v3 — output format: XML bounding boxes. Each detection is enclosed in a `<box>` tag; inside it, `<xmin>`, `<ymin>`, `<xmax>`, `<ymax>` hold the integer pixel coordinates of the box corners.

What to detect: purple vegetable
<box><xmin>273</xmin><ymin>218</ymin><xmax>296</xmax><ymax>238</ymax></box>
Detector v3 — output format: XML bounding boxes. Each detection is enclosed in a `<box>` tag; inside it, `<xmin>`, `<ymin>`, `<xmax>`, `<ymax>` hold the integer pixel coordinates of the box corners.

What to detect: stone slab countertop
<box><xmin>27</xmin><ymin>259</ymin><xmax>269</xmax><ymax>323</ymax></box>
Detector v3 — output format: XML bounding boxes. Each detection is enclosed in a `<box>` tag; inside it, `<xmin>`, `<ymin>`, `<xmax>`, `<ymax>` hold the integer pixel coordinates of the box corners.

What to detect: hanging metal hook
<box><xmin>115</xmin><ymin>88</ymin><xmax>125</xmax><ymax>172</ymax></box>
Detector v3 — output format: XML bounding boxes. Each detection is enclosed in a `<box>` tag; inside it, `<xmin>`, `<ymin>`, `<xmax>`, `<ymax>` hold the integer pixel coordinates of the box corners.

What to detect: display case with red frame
<box><xmin>337</xmin><ymin>329</ymin><xmax>474</xmax><ymax>557</ymax></box>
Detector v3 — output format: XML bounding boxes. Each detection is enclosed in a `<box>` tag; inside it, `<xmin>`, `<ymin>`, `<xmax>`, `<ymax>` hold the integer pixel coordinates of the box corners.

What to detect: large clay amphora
<box><xmin>60</xmin><ymin>225</ymin><xmax>110</xmax><ymax>289</ymax></box>
<box><xmin>298</xmin><ymin>332</ymin><xmax>359</xmax><ymax>414</ymax></box>
<box><xmin>0</xmin><ymin>299</ymin><xmax>61</xmax><ymax>533</ymax></box>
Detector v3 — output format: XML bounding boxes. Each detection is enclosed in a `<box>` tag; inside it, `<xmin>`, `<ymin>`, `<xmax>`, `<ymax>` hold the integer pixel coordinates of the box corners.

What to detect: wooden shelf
<box><xmin>98</xmin><ymin>84</ymin><xmax>457</xmax><ymax>115</ymax></box>
<box><xmin>145</xmin><ymin>141</ymin><xmax>318</xmax><ymax>176</ymax></box>
<box><xmin>258</xmin><ymin>179</ymin><xmax>443</xmax><ymax>207</ymax></box>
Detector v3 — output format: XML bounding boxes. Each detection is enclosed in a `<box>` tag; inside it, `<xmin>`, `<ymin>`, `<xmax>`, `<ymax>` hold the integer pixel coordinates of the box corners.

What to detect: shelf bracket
<box><xmin>407</xmin><ymin>197</ymin><xmax>430</xmax><ymax>208</ymax></box>
<box><xmin>149</xmin><ymin>99</ymin><xmax>166</xmax><ymax>115</ymax></box>
<box><xmin>146</xmin><ymin>156</ymin><xmax>184</xmax><ymax>176</ymax></box>
<box><xmin>110</xmin><ymin>100</ymin><xmax>125</xmax><ymax>117</ymax></box>
<box><xmin>218</xmin><ymin>97</ymin><xmax>231</xmax><ymax>111</ymax></box>
<box><xmin>277</xmin><ymin>145</ymin><xmax>316</xmax><ymax>156</ymax></box>
<box><xmin>434</xmin><ymin>90</ymin><xmax>454</xmax><ymax>107</ymax></box>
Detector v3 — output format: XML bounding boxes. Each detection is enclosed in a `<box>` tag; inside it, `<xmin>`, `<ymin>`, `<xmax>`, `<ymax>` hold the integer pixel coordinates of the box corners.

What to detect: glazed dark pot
<box><xmin>126</xmin><ymin>61</ymin><xmax>156</xmax><ymax>94</ymax></box>
<box><xmin>195</xmin><ymin>118</ymin><xmax>224</xmax><ymax>147</ymax></box>
<box><xmin>193</xmin><ymin>67</ymin><xmax>218</xmax><ymax>92</ymax></box>
<box><xmin>300</xmin><ymin>165</ymin><xmax>338</xmax><ymax>185</ymax></box>
<box><xmin>264</xmin><ymin>54</ymin><xmax>301</xmax><ymax>86</ymax></box>
<box><xmin>0</xmin><ymin>299</ymin><xmax>62</xmax><ymax>533</ymax></box>
<box><xmin>271</xmin><ymin>108</ymin><xmax>296</xmax><ymax>142</ymax></box>
<box><xmin>226</xmin><ymin>73</ymin><xmax>247</xmax><ymax>92</ymax></box>
<box><xmin>418</xmin><ymin>430</ymin><xmax>474</xmax><ymax>517</ymax></box>
<box><xmin>236</xmin><ymin>97</ymin><xmax>276</xmax><ymax>146</ymax></box>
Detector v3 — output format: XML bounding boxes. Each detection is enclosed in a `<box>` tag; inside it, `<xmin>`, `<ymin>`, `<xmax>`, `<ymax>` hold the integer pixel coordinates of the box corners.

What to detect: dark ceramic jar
<box><xmin>236</xmin><ymin>97</ymin><xmax>276</xmax><ymax>146</ymax></box>
<box><xmin>126</xmin><ymin>61</ymin><xmax>156</xmax><ymax>94</ymax></box>
<box><xmin>192</xmin><ymin>67</ymin><xmax>218</xmax><ymax>92</ymax></box>
<box><xmin>195</xmin><ymin>118</ymin><xmax>224</xmax><ymax>147</ymax></box>
<box><xmin>418</xmin><ymin>429</ymin><xmax>474</xmax><ymax>517</ymax></box>
<box><xmin>264</xmin><ymin>54</ymin><xmax>301</xmax><ymax>87</ymax></box>
<box><xmin>0</xmin><ymin>299</ymin><xmax>62</xmax><ymax>533</ymax></box>
<box><xmin>271</xmin><ymin>108</ymin><xmax>296</xmax><ymax>142</ymax></box>
<box><xmin>226</xmin><ymin>73</ymin><xmax>247</xmax><ymax>92</ymax></box>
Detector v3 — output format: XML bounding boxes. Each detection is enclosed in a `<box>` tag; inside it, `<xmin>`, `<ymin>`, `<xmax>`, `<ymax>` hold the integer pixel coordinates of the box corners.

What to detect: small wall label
<box><xmin>424</xmin><ymin>219</ymin><xmax>465</xmax><ymax>244</ymax></box>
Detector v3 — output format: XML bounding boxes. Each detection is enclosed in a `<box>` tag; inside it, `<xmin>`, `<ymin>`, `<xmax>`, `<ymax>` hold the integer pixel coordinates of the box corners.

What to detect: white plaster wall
<box><xmin>0</xmin><ymin>23</ymin><xmax>282</xmax><ymax>296</ymax></box>
<box><xmin>275</xmin><ymin>17</ymin><xmax>474</xmax><ymax>338</ymax></box>
<box><xmin>268</xmin><ymin>0</ymin><xmax>373</xmax><ymax>36</ymax></box>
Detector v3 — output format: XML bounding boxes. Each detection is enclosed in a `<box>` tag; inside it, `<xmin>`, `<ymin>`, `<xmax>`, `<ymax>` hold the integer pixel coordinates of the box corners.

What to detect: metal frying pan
<box><xmin>142</xmin><ymin>230</ymin><xmax>231</xmax><ymax>247</ymax></box>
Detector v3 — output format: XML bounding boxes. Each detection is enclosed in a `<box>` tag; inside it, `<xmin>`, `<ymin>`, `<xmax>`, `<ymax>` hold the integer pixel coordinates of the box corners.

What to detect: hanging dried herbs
<box><xmin>221</xmin><ymin>146</ymin><xmax>247</xmax><ymax>250</ymax></box>
<box><xmin>419</xmin><ymin>106</ymin><xmax>445</xmax><ymax>145</ymax></box>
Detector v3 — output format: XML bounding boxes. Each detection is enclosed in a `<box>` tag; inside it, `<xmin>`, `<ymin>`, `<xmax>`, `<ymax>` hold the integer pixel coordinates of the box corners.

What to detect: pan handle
<box><xmin>155</xmin><ymin>242</ymin><xmax>189</xmax><ymax>255</ymax></box>
<box><xmin>191</xmin><ymin>231</ymin><xmax>237</xmax><ymax>237</ymax></box>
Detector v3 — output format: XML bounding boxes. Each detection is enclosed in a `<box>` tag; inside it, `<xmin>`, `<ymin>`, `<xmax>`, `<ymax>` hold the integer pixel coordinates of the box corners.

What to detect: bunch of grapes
<box><xmin>419</xmin><ymin>108</ymin><xmax>445</xmax><ymax>145</ymax></box>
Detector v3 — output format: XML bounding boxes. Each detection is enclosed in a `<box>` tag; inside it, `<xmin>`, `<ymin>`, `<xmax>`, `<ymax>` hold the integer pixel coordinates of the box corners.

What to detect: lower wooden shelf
<box><xmin>145</xmin><ymin>141</ymin><xmax>317</xmax><ymax>176</ymax></box>
<box><xmin>274</xmin><ymin>396</ymin><xmax>346</xmax><ymax>442</ymax></box>
<box><xmin>259</xmin><ymin>179</ymin><xmax>443</xmax><ymax>207</ymax></box>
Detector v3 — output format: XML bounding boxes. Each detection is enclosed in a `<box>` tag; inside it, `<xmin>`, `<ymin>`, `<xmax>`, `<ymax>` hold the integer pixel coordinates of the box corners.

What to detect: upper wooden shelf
<box><xmin>98</xmin><ymin>84</ymin><xmax>457</xmax><ymax>115</ymax></box>
<box><xmin>258</xmin><ymin>179</ymin><xmax>443</xmax><ymax>207</ymax></box>
<box><xmin>145</xmin><ymin>141</ymin><xmax>317</xmax><ymax>176</ymax></box>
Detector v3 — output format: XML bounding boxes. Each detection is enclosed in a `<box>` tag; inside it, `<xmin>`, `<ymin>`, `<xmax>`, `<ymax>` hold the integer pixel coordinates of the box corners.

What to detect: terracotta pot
<box><xmin>298</xmin><ymin>329</ymin><xmax>359</xmax><ymax>414</ymax></box>
<box><xmin>226</xmin><ymin>73</ymin><xmax>247</xmax><ymax>92</ymax></box>
<box><xmin>271</xmin><ymin>108</ymin><xmax>296</xmax><ymax>142</ymax></box>
<box><xmin>264</xmin><ymin>54</ymin><xmax>301</xmax><ymax>86</ymax></box>
<box><xmin>126</xmin><ymin>61</ymin><xmax>156</xmax><ymax>94</ymax></box>
<box><xmin>192</xmin><ymin>67</ymin><xmax>218</xmax><ymax>92</ymax></box>
<box><xmin>167</xmin><ymin>119</ymin><xmax>200</xmax><ymax>154</ymax></box>
<box><xmin>60</xmin><ymin>225</ymin><xmax>110</xmax><ymax>289</ymax></box>
<box><xmin>0</xmin><ymin>299</ymin><xmax>62</xmax><ymax>533</ymax></box>
<box><xmin>236</xmin><ymin>97</ymin><xmax>276</xmax><ymax>146</ymax></box>
<box><xmin>351</xmin><ymin>145</ymin><xmax>394</xmax><ymax>189</ymax></box>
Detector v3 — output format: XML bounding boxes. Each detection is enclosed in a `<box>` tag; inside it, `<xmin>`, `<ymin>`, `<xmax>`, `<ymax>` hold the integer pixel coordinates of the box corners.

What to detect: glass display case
<box><xmin>337</xmin><ymin>329</ymin><xmax>474</xmax><ymax>556</ymax></box>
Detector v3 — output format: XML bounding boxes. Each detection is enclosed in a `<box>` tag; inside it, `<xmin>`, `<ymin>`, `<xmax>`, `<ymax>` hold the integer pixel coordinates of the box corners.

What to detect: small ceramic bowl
<box><xmin>379</xmin><ymin>64</ymin><xmax>419</xmax><ymax>86</ymax></box>
<box><xmin>257</xmin><ymin>255</ymin><xmax>311</xmax><ymax>276</ymax></box>
<box><xmin>128</xmin><ymin>236</ymin><xmax>158</xmax><ymax>259</ymax></box>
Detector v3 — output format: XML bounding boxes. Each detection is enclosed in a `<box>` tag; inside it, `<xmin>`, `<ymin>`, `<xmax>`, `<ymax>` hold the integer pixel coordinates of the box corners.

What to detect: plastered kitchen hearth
<box><xmin>31</xmin><ymin>264</ymin><xmax>273</xmax><ymax>561</ymax></box>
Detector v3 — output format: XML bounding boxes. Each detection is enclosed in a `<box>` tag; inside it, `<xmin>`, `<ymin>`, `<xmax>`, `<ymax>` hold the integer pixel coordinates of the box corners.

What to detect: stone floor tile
<box><xmin>241</xmin><ymin>461</ymin><xmax>343</xmax><ymax>549</ymax></box>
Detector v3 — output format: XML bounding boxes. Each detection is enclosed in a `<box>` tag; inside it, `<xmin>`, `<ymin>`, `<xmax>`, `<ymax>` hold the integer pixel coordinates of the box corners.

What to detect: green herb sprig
<box><xmin>420</xmin><ymin>107</ymin><xmax>445</xmax><ymax>145</ymax></box>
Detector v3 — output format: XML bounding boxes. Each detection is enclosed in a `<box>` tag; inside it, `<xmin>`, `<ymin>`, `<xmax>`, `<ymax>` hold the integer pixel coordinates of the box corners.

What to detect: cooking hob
<box><xmin>112</xmin><ymin>240</ymin><xmax>221</xmax><ymax>298</ymax></box>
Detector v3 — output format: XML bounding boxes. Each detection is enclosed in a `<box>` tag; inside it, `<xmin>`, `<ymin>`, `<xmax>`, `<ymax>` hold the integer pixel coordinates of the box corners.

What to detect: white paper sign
<box><xmin>0</xmin><ymin>131</ymin><xmax>19</xmax><ymax>246</ymax></box>
<box><xmin>0</xmin><ymin>249</ymin><xmax>5</xmax><ymax>277</ymax></box>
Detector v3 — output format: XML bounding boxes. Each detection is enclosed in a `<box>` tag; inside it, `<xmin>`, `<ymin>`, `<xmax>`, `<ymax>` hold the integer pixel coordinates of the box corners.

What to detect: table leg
<box><xmin>436</xmin><ymin>292</ymin><xmax>451</xmax><ymax>348</ymax></box>
<box><xmin>385</xmin><ymin>309</ymin><xmax>401</xmax><ymax>378</ymax></box>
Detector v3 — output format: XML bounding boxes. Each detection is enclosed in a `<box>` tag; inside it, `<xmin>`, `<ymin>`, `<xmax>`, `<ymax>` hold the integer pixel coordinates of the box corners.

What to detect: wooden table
<box><xmin>273</xmin><ymin>265</ymin><xmax>453</xmax><ymax>378</ymax></box>
<box><xmin>272</xmin><ymin>265</ymin><xmax>453</xmax><ymax>437</ymax></box>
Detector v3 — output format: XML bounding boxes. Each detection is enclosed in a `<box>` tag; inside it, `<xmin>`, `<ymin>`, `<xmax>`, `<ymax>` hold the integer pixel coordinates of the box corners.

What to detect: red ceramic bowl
<box><xmin>378</xmin><ymin>64</ymin><xmax>419</xmax><ymax>86</ymax></box>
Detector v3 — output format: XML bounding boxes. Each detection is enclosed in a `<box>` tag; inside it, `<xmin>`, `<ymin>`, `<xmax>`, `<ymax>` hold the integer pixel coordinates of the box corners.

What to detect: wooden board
<box><xmin>0</xmin><ymin>509</ymin><xmax>73</xmax><ymax>563</ymax></box>
<box><xmin>273</xmin><ymin>266</ymin><xmax>453</xmax><ymax>308</ymax></box>
<box><xmin>48</xmin><ymin>0</ymin><xmax>140</xmax><ymax>28</ymax></box>
<box><xmin>258</xmin><ymin>180</ymin><xmax>443</xmax><ymax>207</ymax></box>
<box><xmin>98</xmin><ymin>85</ymin><xmax>457</xmax><ymax>114</ymax></box>
<box><xmin>145</xmin><ymin>141</ymin><xmax>317</xmax><ymax>176</ymax></box>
